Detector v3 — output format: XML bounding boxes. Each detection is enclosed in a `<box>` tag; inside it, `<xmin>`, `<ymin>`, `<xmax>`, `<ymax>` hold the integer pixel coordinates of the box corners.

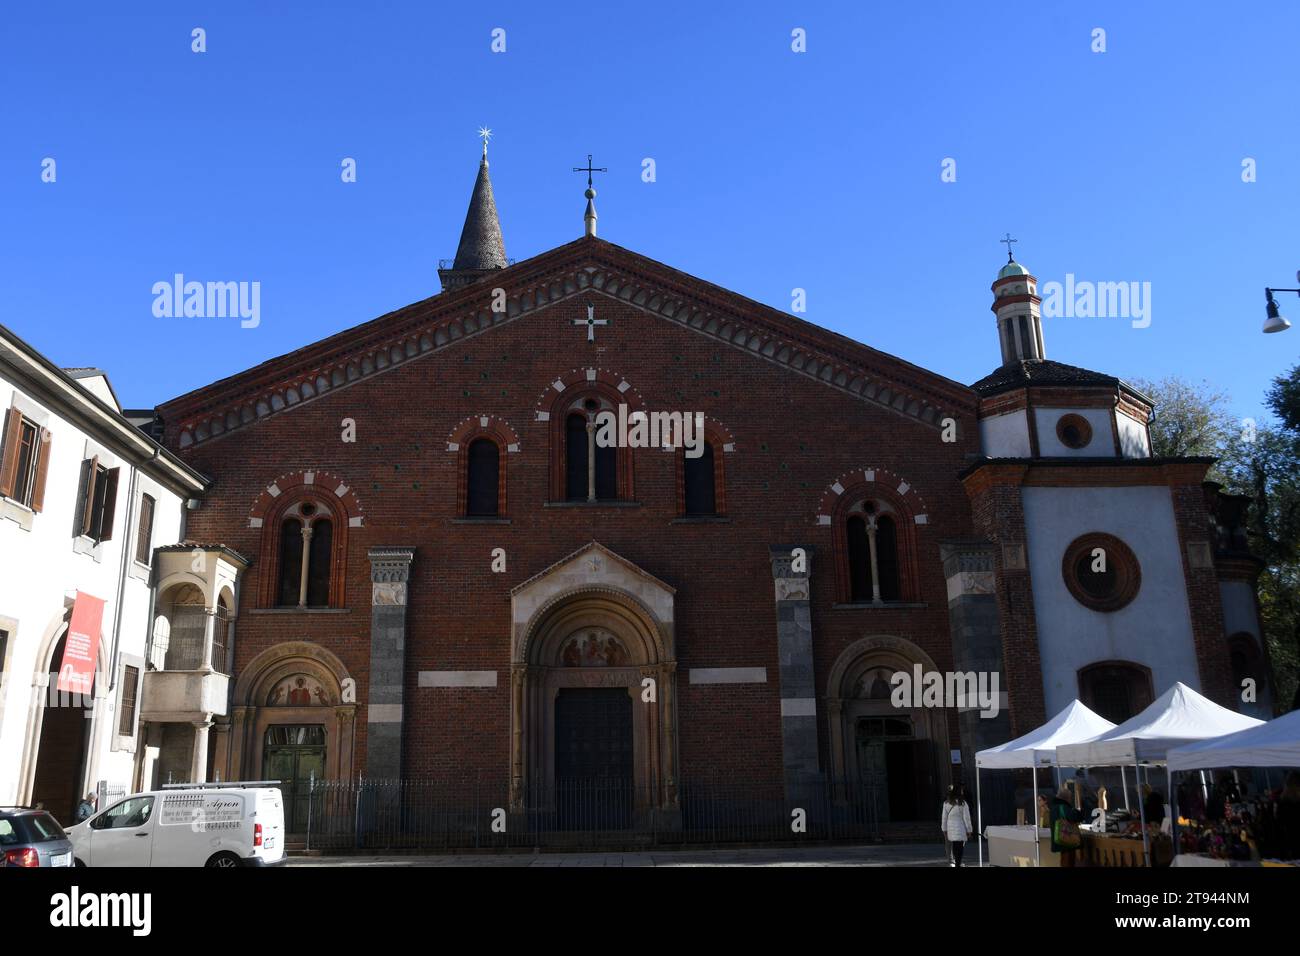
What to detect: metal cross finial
<box><xmin>478</xmin><ymin>127</ymin><xmax>492</xmax><ymax>158</ymax></box>
<box><xmin>573</xmin><ymin>302</ymin><xmax>608</xmax><ymax>342</ymax></box>
<box><xmin>572</xmin><ymin>153</ymin><xmax>607</xmax><ymax>188</ymax></box>
<box><xmin>1000</xmin><ymin>233</ymin><xmax>1018</xmax><ymax>262</ymax></box>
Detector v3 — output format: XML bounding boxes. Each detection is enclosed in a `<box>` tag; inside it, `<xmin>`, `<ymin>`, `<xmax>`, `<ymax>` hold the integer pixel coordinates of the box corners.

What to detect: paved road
<box><xmin>289</xmin><ymin>843</ymin><xmax>951</xmax><ymax>867</ymax></box>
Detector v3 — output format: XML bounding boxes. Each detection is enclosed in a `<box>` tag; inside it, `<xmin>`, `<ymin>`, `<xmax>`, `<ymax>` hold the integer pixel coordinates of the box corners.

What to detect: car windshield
<box><xmin>0</xmin><ymin>819</ymin><xmax>19</xmax><ymax>846</ymax></box>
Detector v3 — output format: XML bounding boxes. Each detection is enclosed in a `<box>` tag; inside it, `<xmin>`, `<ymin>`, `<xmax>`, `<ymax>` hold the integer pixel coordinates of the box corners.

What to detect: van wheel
<box><xmin>74</xmin><ymin>858</ymin><xmax>86</xmax><ymax>867</ymax></box>
<box><xmin>205</xmin><ymin>852</ymin><xmax>241</xmax><ymax>868</ymax></box>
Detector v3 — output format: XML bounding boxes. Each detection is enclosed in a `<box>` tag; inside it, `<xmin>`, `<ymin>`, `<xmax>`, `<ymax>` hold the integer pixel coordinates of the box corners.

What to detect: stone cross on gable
<box><xmin>573</xmin><ymin>303</ymin><xmax>608</xmax><ymax>342</ymax></box>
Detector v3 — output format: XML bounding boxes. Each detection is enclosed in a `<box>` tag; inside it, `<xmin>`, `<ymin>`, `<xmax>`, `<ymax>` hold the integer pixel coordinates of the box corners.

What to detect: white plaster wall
<box><xmin>0</xmin><ymin>378</ymin><xmax>186</xmax><ymax>806</ymax></box>
<box><xmin>1034</xmin><ymin>406</ymin><xmax>1116</xmax><ymax>457</ymax></box>
<box><xmin>1116</xmin><ymin>412</ymin><xmax>1151</xmax><ymax>459</ymax></box>
<box><xmin>1023</xmin><ymin>485</ymin><xmax>1201</xmax><ymax>717</ymax></box>
<box><xmin>979</xmin><ymin>409</ymin><xmax>1032</xmax><ymax>458</ymax></box>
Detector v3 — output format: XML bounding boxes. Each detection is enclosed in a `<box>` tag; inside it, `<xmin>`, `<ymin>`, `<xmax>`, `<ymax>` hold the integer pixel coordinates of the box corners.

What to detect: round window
<box><xmin>1062</xmin><ymin>533</ymin><xmax>1140</xmax><ymax>612</ymax></box>
<box><xmin>1056</xmin><ymin>414</ymin><xmax>1093</xmax><ymax>450</ymax></box>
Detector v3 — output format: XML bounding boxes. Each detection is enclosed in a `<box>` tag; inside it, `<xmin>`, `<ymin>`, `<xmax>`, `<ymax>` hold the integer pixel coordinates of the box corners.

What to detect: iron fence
<box><xmin>304</xmin><ymin>776</ymin><xmax>883</xmax><ymax>852</ymax></box>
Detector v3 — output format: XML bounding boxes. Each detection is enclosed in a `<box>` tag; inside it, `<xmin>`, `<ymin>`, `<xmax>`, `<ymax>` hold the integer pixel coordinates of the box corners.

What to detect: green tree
<box><xmin>1134</xmin><ymin>371</ymin><xmax>1300</xmax><ymax>712</ymax></box>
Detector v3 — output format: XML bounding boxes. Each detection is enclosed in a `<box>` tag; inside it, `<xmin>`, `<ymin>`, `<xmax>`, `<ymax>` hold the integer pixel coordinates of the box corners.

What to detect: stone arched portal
<box><xmin>509</xmin><ymin>543</ymin><xmax>678</xmax><ymax>818</ymax></box>
<box><xmin>217</xmin><ymin>641</ymin><xmax>356</xmax><ymax>808</ymax></box>
<box><xmin>825</xmin><ymin>635</ymin><xmax>950</xmax><ymax>822</ymax></box>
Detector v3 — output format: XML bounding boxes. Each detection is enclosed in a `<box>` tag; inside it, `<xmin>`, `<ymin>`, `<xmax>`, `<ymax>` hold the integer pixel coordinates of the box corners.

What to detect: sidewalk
<box><xmin>289</xmin><ymin>842</ymin><xmax>952</xmax><ymax>867</ymax></box>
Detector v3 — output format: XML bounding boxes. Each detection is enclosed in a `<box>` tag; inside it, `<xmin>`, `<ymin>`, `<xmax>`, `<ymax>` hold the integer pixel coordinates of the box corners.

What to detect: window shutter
<box><xmin>0</xmin><ymin>409</ymin><xmax>22</xmax><ymax>499</ymax></box>
<box><xmin>78</xmin><ymin>456</ymin><xmax>99</xmax><ymax>536</ymax></box>
<box><xmin>30</xmin><ymin>429</ymin><xmax>52</xmax><ymax>512</ymax></box>
<box><xmin>99</xmin><ymin>467</ymin><xmax>120</xmax><ymax>541</ymax></box>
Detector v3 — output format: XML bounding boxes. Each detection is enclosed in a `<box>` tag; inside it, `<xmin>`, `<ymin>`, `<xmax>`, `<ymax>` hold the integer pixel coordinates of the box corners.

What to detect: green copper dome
<box><xmin>998</xmin><ymin>260</ymin><xmax>1030</xmax><ymax>279</ymax></box>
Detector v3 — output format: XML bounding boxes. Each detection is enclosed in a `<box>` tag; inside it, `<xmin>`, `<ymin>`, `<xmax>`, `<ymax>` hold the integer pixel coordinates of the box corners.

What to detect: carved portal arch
<box><xmin>217</xmin><ymin>641</ymin><xmax>356</xmax><ymax>786</ymax></box>
<box><xmin>509</xmin><ymin>545</ymin><xmax>678</xmax><ymax>817</ymax></box>
<box><xmin>824</xmin><ymin>635</ymin><xmax>950</xmax><ymax>818</ymax></box>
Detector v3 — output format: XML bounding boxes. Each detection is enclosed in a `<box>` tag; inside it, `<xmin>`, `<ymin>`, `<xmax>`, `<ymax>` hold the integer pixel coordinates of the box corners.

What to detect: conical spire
<box><xmin>451</xmin><ymin>148</ymin><xmax>507</xmax><ymax>272</ymax></box>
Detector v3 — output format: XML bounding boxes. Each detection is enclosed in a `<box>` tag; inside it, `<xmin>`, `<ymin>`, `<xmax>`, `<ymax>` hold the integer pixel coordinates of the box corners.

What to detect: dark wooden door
<box><xmin>554</xmin><ymin>688</ymin><xmax>633</xmax><ymax>829</ymax></box>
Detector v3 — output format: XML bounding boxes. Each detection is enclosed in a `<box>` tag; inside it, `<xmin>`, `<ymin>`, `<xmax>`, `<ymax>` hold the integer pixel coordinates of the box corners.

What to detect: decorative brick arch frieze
<box><xmin>445</xmin><ymin>414</ymin><xmax>521</xmax><ymax>452</ymax></box>
<box><xmin>446</xmin><ymin>415</ymin><xmax>520</xmax><ymax>517</ymax></box>
<box><xmin>816</xmin><ymin>467</ymin><xmax>930</xmax><ymax>604</ymax></box>
<box><xmin>167</xmin><ymin>244</ymin><xmax>970</xmax><ymax>450</ymax></box>
<box><xmin>537</xmin><ymin>370</ymin><xmax>647</xmax><ymax>502</ymax></box>
<box><xmin>249</xmin><ymin>470</ymin><xmax>362</xmax><ymax>609</ymax></box>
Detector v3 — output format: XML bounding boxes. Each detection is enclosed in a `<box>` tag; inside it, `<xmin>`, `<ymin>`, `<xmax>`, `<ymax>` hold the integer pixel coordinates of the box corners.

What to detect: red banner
<box><xmin>56</xmin><ymin>591</ymin><xmax>105</xmax><ymax>695</ymax></box>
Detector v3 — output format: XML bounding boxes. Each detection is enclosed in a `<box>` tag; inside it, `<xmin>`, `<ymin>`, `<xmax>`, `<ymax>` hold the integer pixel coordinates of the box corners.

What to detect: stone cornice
<box><xmin>158</xmin><ymin>238</ymin><xmax>977</xmax><ymax>450</ymax></box>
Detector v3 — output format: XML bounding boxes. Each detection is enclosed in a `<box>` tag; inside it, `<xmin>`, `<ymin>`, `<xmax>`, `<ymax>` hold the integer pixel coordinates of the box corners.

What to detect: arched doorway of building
<box><xmin>826</xmin><ymin>635</ymin><xmax>949</xmax><ymax>824</ymax></box>
<box><xmin>512</xmin><ymin>594</ymin><xmax>678</xmax><ymax>824</ymax></box>
<box><xmin>219</xmin><ymin>642</ymin><xmax>356</xmax><ymax>834</ymax></box>
<box><xmin>26</xmin><ymin>609</ymin><xmax>105</xmax><ymax>825</ymax></box>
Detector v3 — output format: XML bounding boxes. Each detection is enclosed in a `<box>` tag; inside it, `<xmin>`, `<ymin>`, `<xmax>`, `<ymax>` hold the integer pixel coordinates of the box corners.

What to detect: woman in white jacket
<box><xmin>941</xmin><ymin>785</ymin><xmax>974</xmax><ymax>867</ymax></box>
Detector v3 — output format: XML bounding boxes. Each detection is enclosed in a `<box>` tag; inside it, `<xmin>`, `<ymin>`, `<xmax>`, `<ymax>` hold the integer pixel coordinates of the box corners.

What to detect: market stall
<box><xmin>1057</xmin><ymin>682</ymin><xmax>1263</xmax><ymax>867</ymax></box>
<box><xmin>1166</xmin><ymin>708</ymin><xmax>1300</xmax><ymax>867</ymax></box>
<box><xmin>975</xmin><ymin>699</ymin><xmax>1115</xmax><ymax>866</ymax></box>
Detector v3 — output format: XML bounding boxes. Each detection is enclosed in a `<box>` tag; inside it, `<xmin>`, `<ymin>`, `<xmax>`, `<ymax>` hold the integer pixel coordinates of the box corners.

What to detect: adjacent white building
<box><xmin>0</xmin><ymin>324</ymin><xmax>208</xmax><ymax>820</ymax></box>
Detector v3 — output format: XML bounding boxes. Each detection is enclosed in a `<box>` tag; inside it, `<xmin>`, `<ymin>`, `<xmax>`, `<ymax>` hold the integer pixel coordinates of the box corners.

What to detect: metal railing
<box><xmin>304</xmin><ymin>776</ymin><xmax>883</xmax><ymax>852</ymax></box>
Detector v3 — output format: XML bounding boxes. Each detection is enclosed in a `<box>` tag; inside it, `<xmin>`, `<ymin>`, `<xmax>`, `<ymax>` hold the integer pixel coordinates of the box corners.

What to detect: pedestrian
<box><xmin>1051</xmin><ymin>784</ymin><xmax>1083</xmax><ymax>867</ymax></box>
<box><xmin>941</xmin><ymin>784</ymin><xmax>973</xmax><ymax>867</ymax></box>
<box><xmin>74</xmin><ymin>792</ymin><xmax>97</xmax><ymax>823</ymax></box>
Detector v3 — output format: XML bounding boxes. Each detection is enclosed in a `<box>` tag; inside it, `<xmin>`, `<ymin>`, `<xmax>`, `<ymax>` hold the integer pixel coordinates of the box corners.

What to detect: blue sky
<box><xmin>2</xmin><ymin>1</ymin><xmax>1297</xmax><ymax>420</ymax></box>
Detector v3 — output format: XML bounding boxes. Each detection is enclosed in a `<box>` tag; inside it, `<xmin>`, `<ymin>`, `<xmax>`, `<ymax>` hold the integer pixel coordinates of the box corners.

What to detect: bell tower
<box><xmin>991</xmin><ymin>235</ymin><xmax>1045</xmax><ymax>366</ymax></box>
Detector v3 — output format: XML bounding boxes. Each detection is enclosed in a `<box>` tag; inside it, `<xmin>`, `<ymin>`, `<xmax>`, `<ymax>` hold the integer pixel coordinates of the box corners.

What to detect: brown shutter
<box><xmin>30</xmin><ymin>428</ymin><xmax>52</xmax><ymax>513</ymax></box>
<box><xmin>99</xmin><ymin>467</ymin><xmax>120</xmax><ymax>541</ymax></box>
<box><xmin>0</xmin><ymin>409</ymin><xmax>22</xmax><ymax>499</ymax></box>
<box><xmin>79</xmin><ymin>456</ymin><xmax>99</xmax><ymax>536</ymax></box>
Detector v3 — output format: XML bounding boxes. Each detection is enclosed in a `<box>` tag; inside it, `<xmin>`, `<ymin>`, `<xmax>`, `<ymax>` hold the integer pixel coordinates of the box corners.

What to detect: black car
<box><xmin>0</xmin><ymin>808</ymin><xmax>75</xmax><ymax>867</ymax></box>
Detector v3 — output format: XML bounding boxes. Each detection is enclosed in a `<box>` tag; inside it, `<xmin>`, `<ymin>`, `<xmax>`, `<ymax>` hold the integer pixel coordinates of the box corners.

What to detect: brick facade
<box><xmin>152</xmin><ymin>236</ymin><xmax>1257</xmax><ymax>804</ymax></box>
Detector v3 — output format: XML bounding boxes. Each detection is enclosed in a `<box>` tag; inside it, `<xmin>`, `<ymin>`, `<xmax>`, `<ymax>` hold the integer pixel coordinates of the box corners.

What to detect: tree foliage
<box><xmin>1135</xmin><ymin>368</ymin><xmax>1300</xmax><ymax>712</ymax></box>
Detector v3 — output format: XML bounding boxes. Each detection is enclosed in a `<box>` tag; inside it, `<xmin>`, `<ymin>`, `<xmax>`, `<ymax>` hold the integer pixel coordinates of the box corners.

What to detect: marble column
<box><xmin>941</xmin><ymin>540</ymin><xmax>1014</xmax><ymax>819</ymax></box>
<box><xmin>769</xmin><ymin>545</ymin><xmax>820</xmax><ymax>802</ymax></box>
<box><xmin>365</xmin><ymin>547</ymin><xmax>415</xmax><ymax>779</ymax></box>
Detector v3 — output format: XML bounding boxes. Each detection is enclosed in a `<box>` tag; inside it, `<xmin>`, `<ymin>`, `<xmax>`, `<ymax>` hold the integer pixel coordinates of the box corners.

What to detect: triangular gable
<box><xmin>159</xmin><ymin>236</ymin><xmax>977</xmax><ymax>449</ymax></box>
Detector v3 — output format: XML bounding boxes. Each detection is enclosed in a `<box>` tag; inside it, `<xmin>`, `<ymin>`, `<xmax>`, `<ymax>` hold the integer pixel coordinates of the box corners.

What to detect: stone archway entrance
<box><xmin>217</xmin><ymin>641</ymin><xmax>356</xmax><ymax>831</ymax></box>
<box><xmin>509</xmin><ymin>543</ymin><xmax>679</xmax><ymax>825</ymax></box>
<box><xmin>826</xmin><ymin>635</ymin><xmax>950</xmax><ymax>823</ymax></box>
<box><xmin>19</xmin><ymin>607</ymin><xmax>108</xmax><ymax>824</ymax></box>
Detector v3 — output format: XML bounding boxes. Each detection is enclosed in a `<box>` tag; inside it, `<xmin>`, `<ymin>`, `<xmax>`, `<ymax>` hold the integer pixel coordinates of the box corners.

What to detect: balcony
<box><xmin>140</xmin><ymin>668</ymin><xmax>229</xmax><ymax>722</ymax></box>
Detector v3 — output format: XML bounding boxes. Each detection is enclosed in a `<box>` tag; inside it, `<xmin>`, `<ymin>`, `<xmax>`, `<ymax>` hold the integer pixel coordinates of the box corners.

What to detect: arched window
<box><xmin>1078</xmin><ymin>661</ymin><xmax>1153</xmax><ymax>725</ymax></box>
<box><xmin>275</xmin><ymin>501</ymin><xmax>335</xmax><ymax>608</ymax></box>
<box><xmin>683</xmin><ymin>442</ymin><xmax>716</xmax><ymax>516</ymax></box>
<box><xmin>876</xmin><ymin>515</ymin><xmax>900</xmax><ymax>602</ymax></box>
<box><xmin>466</xmin><ymin>438</ymin><xmax>500</xmax><ymax>516</ymax></box>
<box><xmin>843</xmin><ymin>502</ymin><xmax>902</xmax><ymax>603</ymax></box>
<box><xmin>847</xmin><ymin>516</ymin><xmax>871</xmax><ymax>602</ymax></box>
<box><xmin>278</xmin><ymin>518</ymin><xmax>303</xmax><ymax>607</ymax></box>
<box><xmin>307</xmin><ymin>519</ymin><xmax>332</xmax><ymax>607</ymax></box>
<box><xmin>565</xmin><ymin>413</ymin><xmax>589</xmax><ymax>501</ymax></box>
<box><xmin>563</xmin><ymin>398</ymin><xmax>619</xmax><ymax>502</ymax></box>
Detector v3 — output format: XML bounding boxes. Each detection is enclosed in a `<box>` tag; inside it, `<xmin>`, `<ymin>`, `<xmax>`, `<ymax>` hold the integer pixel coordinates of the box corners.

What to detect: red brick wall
<box><xmin>169</xmin><ymin>289</ymin><xmax>981</xmax><ymax>784</ymax></box>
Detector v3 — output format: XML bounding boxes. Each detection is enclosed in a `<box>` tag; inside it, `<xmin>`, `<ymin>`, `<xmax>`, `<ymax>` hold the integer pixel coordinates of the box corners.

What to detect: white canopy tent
<box><xmin>973</xmin><ymin>700</ymin><xmax>1115</xmax><ymax>865</ymax></box>
<box><xmin>1057</xmin><ymin>683</ymin><xmax>1264</xmax><ymax>767</ymax></box>
<box><xmin>1168</xmin><ymin>708</ymin><xmax>1300</xmax><ymax>771</ymax></box>
<box><xmin>1056</xmin><ymin>682</ymin><xmax>1264</xmax><ymax>865</ymax></box>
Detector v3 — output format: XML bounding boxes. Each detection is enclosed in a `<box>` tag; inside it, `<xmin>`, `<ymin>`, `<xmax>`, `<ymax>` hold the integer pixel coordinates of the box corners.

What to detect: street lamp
<box><xmin>1262</xmin><ymin>278</ymin><xmax>1297</xmax><ymax>333</ymax></box>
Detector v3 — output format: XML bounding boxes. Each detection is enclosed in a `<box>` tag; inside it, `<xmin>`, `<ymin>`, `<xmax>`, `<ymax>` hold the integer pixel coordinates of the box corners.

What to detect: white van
<box><xmin>67</xmin><ymin>785</ymin><xmax>286</xmax><ymax>867</ymax></box>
